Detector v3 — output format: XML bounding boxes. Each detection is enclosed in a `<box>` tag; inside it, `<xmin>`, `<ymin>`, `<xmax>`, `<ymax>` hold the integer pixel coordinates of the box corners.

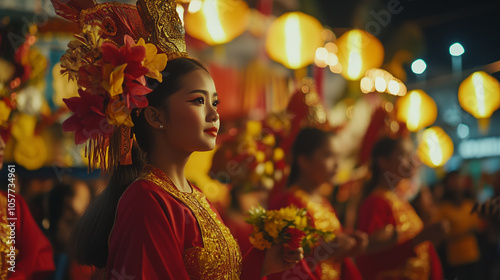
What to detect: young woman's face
<box><xmin>163</xmin><ymin>69</ymin><xmax>220</xmax><ymax>152</ymax></box>
<box><xmin>303</xmin><ymin>136</ymin><xmax>338</xmax><ymax>186</ymax></box>
<box><xmin>380</xmin><ymin>139</ymin><xmax>418</xmax><ymax>180</ymax></box>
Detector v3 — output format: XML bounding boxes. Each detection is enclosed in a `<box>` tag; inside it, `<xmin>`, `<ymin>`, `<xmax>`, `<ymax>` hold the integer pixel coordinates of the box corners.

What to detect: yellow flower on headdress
<box><xmin>135</xmin><ymin>38</ymin><xmax>168</xmax><ymax>82</ymax></box>
<box><xmin>102</xmin><ymin>63</ymin><xmax>126</xmax><ymax>98</ymax></box>
<box><xmin>106</xmin><ymin>98</ymin><xmax>134</xmax><ymax>127</ymax></box>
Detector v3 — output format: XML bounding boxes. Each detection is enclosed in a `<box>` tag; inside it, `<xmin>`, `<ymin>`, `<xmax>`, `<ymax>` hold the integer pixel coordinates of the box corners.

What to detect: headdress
<box><xmin>51</xmin><ymin>0</ymin><xmax>188</xmax><ymax>173</ymax></box>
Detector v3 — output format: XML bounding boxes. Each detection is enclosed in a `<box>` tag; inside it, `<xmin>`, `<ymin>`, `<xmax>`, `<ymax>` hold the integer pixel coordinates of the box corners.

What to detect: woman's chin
<box><xmin>196</xmin><ymin>142</ymin><xmax>216</xmax><ymax>152</ymax></box>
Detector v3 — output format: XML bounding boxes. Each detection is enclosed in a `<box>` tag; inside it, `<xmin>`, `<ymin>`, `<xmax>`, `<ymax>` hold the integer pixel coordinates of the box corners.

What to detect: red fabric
<box><xmin>2</xmin><ymin>191</ymin><xmax>55</xmax><ymax>279</ymax></box>
<box><xmin>357</xmin><ymin>106</ymin><xmax>387</xmax><ymax>165</ymax></box>
<box><xmin>356</xmin><ymin>195</ymin><xmax>442</xmax><ymax>280</ymax></box>
<box><xmin>105</xmin><ymin>179</ymin><xmax>263</xmax><ymax>279</ymax></box>
<box><xmin>267</xmin><ymin>190</ymin><xmax>362</xmax><ymax>280</ymax></box>
<box><xmin>69</xmin><ymin>262</ymin><xmax>94</xmax><ymax>280</ymax></box>
<box><xmin>241</xmin><ymin>248</ymin><xmax>265</xmax><ymax>280</ymax></box>
<box><xmin>223</xmin><ymin>213</ymin><xmax>254</xmax><ymax>254</ymax></box>
<box><xmin>341</xmin><ymin>258</ymin><xmax>363</xmax><ymax>280</ymax></box>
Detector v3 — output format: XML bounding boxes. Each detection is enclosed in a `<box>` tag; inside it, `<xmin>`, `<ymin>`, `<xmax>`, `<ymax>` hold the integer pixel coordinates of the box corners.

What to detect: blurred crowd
<box><xmin>2</xmin><ymin>130</ymin><xmax>500</xmax><ymax>280</ymax></box>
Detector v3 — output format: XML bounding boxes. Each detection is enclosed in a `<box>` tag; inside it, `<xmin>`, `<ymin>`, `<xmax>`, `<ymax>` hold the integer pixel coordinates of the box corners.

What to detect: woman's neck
<box><xmin>375</xmin><ymin>176</ymin><xmax>399</xmax><ymax>192</ymax></box>
<box><xmin>295</xmin><ymin>175</ymin><xmax>322</xmax><ymax>196</ymax></box>
<box><xmin>147</xmin><ymin>145</ymin><xmax>192</xmax><ymax>193</ymax></box>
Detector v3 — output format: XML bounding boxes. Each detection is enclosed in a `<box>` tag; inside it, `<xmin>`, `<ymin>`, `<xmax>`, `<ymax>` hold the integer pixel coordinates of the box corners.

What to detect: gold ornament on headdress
<box><xmin>137</xmin><ymin>0</ymin><xmax>188</xmax><ymax>60</ymax></box>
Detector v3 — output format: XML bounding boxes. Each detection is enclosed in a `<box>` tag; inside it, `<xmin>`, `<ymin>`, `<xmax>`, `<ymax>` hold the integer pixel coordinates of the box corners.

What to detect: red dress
<box><xmin>0</xmin><ymin>191</ymin><xmax>55</xmax><ymax>279</ymax></box>
<box><xmin>106</xmin><ymin>165</ymin><xmax>263</xmax><ymax>279</ymax></box>
<box><xmin>267</xmin><ymin>187</ymin><xmax>363</xmax><ymax>280</ymax></box>
<box><xmin>357</xmin><ymin>189</ymin><xmax>443</xmax><ymax>280</ymax></box>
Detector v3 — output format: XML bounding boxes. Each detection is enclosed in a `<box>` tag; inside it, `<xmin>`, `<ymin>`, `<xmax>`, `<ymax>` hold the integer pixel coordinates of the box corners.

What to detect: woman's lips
<box><xmin>204</xmin><ymin>127</ymin><xmax>218</xmax><ymax>137</ymax></box>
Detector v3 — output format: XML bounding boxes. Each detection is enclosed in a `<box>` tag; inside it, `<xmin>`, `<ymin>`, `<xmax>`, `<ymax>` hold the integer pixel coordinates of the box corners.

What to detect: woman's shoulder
<box><xmin>118</xmin><ymin>178</ymin><xmax>183</xmax><ymax>211</ymax></box>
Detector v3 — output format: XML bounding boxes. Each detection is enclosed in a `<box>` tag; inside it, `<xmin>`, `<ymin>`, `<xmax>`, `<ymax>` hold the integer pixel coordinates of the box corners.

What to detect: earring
<box><xmin>159</xmin><ymin>125</ymin><xmax>164</xmax><ymax>129</ymax></box>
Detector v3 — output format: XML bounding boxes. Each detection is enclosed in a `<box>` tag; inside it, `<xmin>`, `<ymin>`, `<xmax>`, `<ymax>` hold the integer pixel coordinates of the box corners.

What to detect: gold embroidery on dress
<box><xmin>140</xmin><ymin>165</ymin><xmax>242</xmax><ymax>279</ymax></box>
<box><xmin>292</xmin><ymin>188</ymin><xmax>342</xmax><ymax>280</ymax></box>
<box><xmin>373</xmin><ymin>189</ymin><xmax>430</xmax><ymax>280</ymax></box>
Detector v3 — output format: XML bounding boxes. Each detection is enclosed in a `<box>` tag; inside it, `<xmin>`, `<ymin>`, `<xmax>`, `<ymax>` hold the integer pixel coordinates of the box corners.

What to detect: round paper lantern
<box><xmin>336</xmin><ymin>29</ymin><xmax>384</xmax><ymax>81</ymax></box>
<box><xmin>417</xmin><ymin>126</ymin><xmax>454</xmax><ymax>168</ymax></box>
<box><xmin>184</xmin><ymin>0</ymin><xmax>250</xmax><ymax>45</ymax></box>
<box><xmin>360</xmin><ymin>68</ymin><xmax>406</xmax><ymax>96</ymax></box>
<box><xmin>396</xmin><ymin>89</ymin><xmax>437</xmax><ymax>132</ymax></box>
<box><xmin>266</xmin><ymin>12</ymin><xmax>324</xmax><ymax>69</ymax></box>
<box><xmin>458</xmin><ymin>71</ymin><xmax>500</xmax><ymax>119</ymax></box>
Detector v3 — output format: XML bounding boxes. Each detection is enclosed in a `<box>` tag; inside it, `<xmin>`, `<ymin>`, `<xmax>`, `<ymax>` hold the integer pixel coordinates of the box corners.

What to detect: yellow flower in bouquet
<box><xmin>249</xmin><ymin>231</ymin><xmax>272</xmax><ymax>250</ymax></box>
<box><xmin>246</xmin><ymin>206</ymin><xmax>335</xmax><ymax>253</ymax></box>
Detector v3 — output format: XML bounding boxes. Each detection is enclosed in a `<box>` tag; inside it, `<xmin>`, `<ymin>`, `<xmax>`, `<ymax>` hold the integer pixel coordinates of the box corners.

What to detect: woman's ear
<box><xmin>143</xmin><ymin>106</ymin><xmax>166</xmax><ymax>130</ymax></box>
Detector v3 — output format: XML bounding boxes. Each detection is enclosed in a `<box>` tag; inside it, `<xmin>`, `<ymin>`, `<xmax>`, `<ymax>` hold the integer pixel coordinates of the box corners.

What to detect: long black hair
<box><xmin>364</xmin><ymin>137</ymin><xmax>402</xmax><ymax>197</ymax></box>
<box><xmin>287</xmin><ymin>128</ymin><xmax>334</xmax><ymax>186</ymax></box>
<box><xmin>71</xmin><ymin>58</ymin><xmax>208</xmax><ymax>268</ymax></box>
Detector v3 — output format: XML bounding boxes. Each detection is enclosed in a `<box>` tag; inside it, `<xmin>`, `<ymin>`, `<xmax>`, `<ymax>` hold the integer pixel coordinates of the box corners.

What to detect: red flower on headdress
<box><xmin>62</xmin><ymin>89</ymin><xmax>113</xmax><ymax>144</ymax></box>
<box><xmin>285</xmin><ymin>228</ymin><xmax>306</xmax><ymax>250</ymax></box>
<box><xmin>123</xmin><ymin>79</ymin><xmax>151</xmax><ymax>108</ymax></box>
<box><xmin>101</xmin><ymin>35</ymin><xmax>149</xmax><ymax>78</ymax></box>
<box><xmin>78</xmin><ymin>64</ymin><xmax>103</xmax><ymax>92</ymax></box>
<box><xmin>100</xmin><ymin>35</ymin><xmax>152</xmax><ymax>109</ymax></box>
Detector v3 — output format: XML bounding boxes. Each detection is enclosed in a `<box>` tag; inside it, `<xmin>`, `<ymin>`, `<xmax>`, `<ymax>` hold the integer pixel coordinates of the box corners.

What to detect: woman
<box><xmin>357</xmin><ymin>137</ymin><xmax>448</xmax><ymax>280</ymax></box>
<box><xmin>69</xmin><ymin>58</ymin><xmax>302</xmax><ymax>279</ymax></box>
<box><xmin>268</xmin><ymin>128</ymin><xmax>366</xmax><ymax>280</ymax></box>
<box><xmin>49</xmin><ymin>0</ymin><xmax>303</xmax><ymax>277</ymax></box>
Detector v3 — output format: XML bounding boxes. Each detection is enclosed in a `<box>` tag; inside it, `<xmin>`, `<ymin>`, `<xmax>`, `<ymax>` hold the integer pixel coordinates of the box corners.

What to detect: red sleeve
<box><xmin>356</xmin><ymin>196</ymin><xmax>415</xmax><ymax>278</ymax></box>
<box><xmin>9</xmin><ymin>192</ymin><xmax>55</xmax><ymax>280</ymax></box>
<box><xmin>106</xmin><ymin>180</ymin><xmax>201</xmax><ymax>280</ymax></box>
<box><xmin>241</xmin><ymin>248</ymin><xmax>265</xmax><ymax>280</ymax></box>
<box><xmin>340</xmin><ymin>257</ymin><xmax>363</xmax><ymax>280</ymax></box>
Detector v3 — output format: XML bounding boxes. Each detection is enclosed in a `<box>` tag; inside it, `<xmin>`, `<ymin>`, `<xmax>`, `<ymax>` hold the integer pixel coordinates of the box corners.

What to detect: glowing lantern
<box><xmin>458</xmin><ymin>71</ymin><xmax>500</xmax><ymax>119</ymax></box>
<box><xmin>184</xmin><ymin>0</ymin><xmax>250</xmax><ymax>45</ymax></box>
<box><xmin>396</xmin><ymin>89</ymin><xmax>437</xmax><ymax>132</ymax></box>
<box><xmin>266</xmin><ymin>12</ymin><xmax>324</xmax><ymax>69</ymax></box>
<box><xmin>417</xmin><ymin>126</ymin><xmax>454</xmax><ymax>168</ymax></box>
<box><xmin>360</xmin><ymin>69</ymin><xmax>406</xmax><ymax>96</ymax></box>
<box><xmin>336</xmin><ymin>29</ymin><xmax>384</xmax><ymax>80</ymax></box>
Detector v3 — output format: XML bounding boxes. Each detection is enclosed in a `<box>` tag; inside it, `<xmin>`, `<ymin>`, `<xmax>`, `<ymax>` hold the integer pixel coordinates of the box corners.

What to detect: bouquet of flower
<box><xmin>246</xmin><ymin>206</ymin><xmax>335</xmax><ymax>253</ymax></box>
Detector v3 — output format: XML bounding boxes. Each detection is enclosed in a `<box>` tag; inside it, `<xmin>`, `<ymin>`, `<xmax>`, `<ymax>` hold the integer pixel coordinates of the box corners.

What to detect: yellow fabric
<box><xmin>435</xmin><ymin>200</ymin><xmax>481</xmax><ymax>266</ymax></box>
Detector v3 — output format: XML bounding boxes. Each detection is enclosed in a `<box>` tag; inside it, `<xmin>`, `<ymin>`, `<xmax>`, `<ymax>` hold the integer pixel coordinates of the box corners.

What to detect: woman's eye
<box><xmin>213</xmin><ymin>100</ymin><xmax>220</xmax><ymax>107</ymax></box>
<box><xmin>190</xmin><ymin>97</ymin><xmax>204</xmax><ymax>104</ymax></box>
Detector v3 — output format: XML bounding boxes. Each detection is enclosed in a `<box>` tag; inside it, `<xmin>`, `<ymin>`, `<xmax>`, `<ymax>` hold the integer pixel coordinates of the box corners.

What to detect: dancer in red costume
<box><xmin>0</xmin><ymin>131</ymin><xmax>55</xmax><ymax>279</ymax></box>
<box><xmin>268</xmin><ymin>128</ymin><xmax>366</xmax><ymax>280</ymax></box>
<box><xmin>357</xmin><ymin>137</ymin><xmax>448</xmax><ymax>280</ymax></box>
<box><xmin>50</xmin><ymin>0</ymin><xmax>303</xmax><ymax>278</ymax></box>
